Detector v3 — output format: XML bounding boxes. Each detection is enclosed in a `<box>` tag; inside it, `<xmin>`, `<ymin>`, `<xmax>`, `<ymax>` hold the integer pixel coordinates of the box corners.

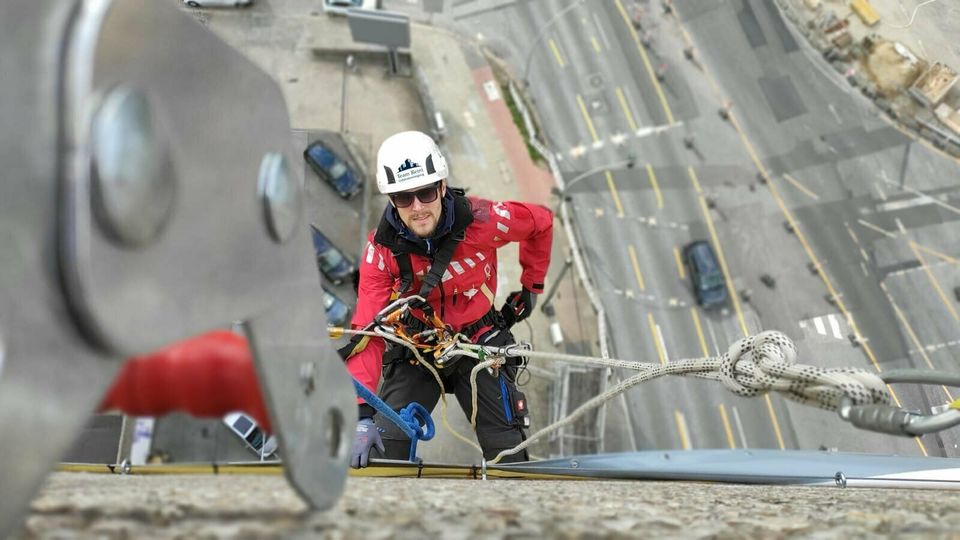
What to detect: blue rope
<box><xmin>352</xmin><ymin>378</ymin><xmax>435</xmax><ymax>462</ymax></box>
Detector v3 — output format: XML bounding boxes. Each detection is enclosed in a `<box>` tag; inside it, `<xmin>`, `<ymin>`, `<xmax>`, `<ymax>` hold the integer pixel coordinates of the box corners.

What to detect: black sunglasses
<box><xmin>390</xmin><ymin>183</ymin><xmax>440</xmax><ymax>209</ymax></box>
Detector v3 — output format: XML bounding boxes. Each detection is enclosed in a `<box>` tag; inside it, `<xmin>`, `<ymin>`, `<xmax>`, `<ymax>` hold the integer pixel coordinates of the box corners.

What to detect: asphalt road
<box><xmin>435</xmin><ymin>0</ymin><xmax>960</xmax><ymax>457</ymax></box>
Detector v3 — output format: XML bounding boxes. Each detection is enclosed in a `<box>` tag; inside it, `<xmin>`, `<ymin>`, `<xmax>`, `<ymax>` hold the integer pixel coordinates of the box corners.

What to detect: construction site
<box><xmin>5</xmin><ymin>0</ymin><xmax>960</xmax><ymax>537</ymax></box>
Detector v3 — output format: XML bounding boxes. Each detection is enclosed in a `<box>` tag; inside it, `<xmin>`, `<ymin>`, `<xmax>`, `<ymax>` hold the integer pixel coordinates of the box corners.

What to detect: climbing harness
<box><xmin>335</xmin><ymin>296</ymin><xmax>960</xmax><ymax>464</ymax></box>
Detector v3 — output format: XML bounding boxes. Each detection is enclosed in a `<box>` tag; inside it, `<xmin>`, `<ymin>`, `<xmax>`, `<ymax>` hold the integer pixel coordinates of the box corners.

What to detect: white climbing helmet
<box><xmin>375</xmin><ymin>131</ymin><xmax>448</xmax><ymax>195</ymax></box>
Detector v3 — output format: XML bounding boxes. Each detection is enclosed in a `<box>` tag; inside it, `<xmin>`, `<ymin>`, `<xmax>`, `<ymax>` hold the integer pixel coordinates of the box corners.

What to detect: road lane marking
<box><xmin>895</xmin><ymin>217</ymin><xmax>907</xmax><ymax>234</ymax></box>
<box><xmin>687</xmin><ymin>166</ymin><xmax>702</xmax><ymax>194</ymax></box>
<box><xmin>548</xmin><ymin>38</ymin><xmax>566</xmax><ymax>68</ymax></box>
<box><xmin>647</xmin><ymin>164</ymin><xmax>663</xmax><ymax>209</ymax></box>
<box><xmin>718</xmin><ymin>404</ymin><xmax>736</xmax><ymax>449</ymax></box>
<box><xmin>698</xmin><ymin>197</ymin><xmax>748</xmax><ymax>337</ymax></box>
<box><xmin>690</xmin><ymin>308</ymin><xmax>709</xmax><ymax>357</ymax></box>
<box><xmin>674</xmin><ymin>410</ymin><xmax>692</xmax><ymax>449</ymax></box>
<box><xmin>763</xmin><ymin>395</ymin><xmax>786</xmax><ymax>450</ymax></box>
<box><xmin>613</xmin><ymin>0</ymin><xmax>675</xmax><ymax>124</ymax></box>
<box><xmin>593</xmin><ymin>12</ymin><xmax>611</xmax><ymax>50</ymax></box>
<box><xmin>813</xmin><ymin>316</ymin><xmax>826</xmax><ymax>335</ymax></box>
<box><xmin>879</xmin><ymin>177</ymin><xmax>960</xmax><ymax>216</ymax></box>
<box><xmin>576</xmin><ymin>94</ymin><xmax>599</xmax><ymax>143</ymax></box>
<box><xmin>731</xmin><ymin>406</ymin><xmax>749</xmax><ymax>449</ymax></box>
<box><xmin>913</xmin><ymin>242</ymin><xmax>960</xmax><ymax>264</ymax></box>
<box><xmin>909</xmin><ymin>241</ymin><xmax>960</xmax><ymax>324</ymax></box>
<box><xmin>655</xmin><ymin>321</ymin><xmax>669</xmax><ymax>363</ymax></box>
<box><xmin>615</xmin><ymin>86</ymin><xmax>638</xmax><ymax>132</ymax></box>
<box><xmin>857</xmin><ymin>218</ymin><xmax>897</xmax><ymax>239</ymax></box>
<box><xmin>591</xmin><ymin>36</ymin><xmax>601</xmax><ymax>53</ymax></box>
<box><xmin>828</xmin><ymin>314</ymin><xmax>843</xmax><ymax>339</ymax></box>
<box><xmin>628</xmin><ymin>244</ymin><xmax>646</xmax><ymax>291</ymax></box>
<box><xmin>782</xmin><ymin>173</ymin><xmax>820</xmax><ymax>201</ymax></box>
<box><xmin>727</xmin><ymin>110</ymin><xmax>925</xmax><ymax>455</ymax></box>
<box><xmin>674</xmin><ymin>247</ymin><xmax>686</xmax><ymax>279</ymax></box>
<box><xmin>605</xmin><ymin>171</ymin><xmax>624</xmax><ymax>217</ymax></box>
<box><xmin>648</xmin><ymin>313</ymin><xmax>666</xmax><ymax>365</ymax></box>
<box><xmin>886</xmin><ymin>288</ymin><xmax>955</xmax><ymax>401</ymax></box>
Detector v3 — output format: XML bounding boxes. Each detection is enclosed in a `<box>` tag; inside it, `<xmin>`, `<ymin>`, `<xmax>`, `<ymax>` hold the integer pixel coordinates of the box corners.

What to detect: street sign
<box><xmin>347</xmin><ymin>9</ymin><xmax>410</xmax><ymax>49</ymax></box>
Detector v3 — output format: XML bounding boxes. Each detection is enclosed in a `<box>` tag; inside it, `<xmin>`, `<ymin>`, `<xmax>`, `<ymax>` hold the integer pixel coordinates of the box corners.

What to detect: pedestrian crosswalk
<box><xmin>799</xmin><ymin>313</ymin><xmax>847</xmax><ymax>340</ymax></box>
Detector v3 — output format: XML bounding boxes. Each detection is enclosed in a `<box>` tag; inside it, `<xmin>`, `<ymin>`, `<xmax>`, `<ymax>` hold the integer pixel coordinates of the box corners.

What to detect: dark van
<box><xmin>683</xmin><ymin>240</ymin><xmax>728</xmax><ymax>309</ymax></box>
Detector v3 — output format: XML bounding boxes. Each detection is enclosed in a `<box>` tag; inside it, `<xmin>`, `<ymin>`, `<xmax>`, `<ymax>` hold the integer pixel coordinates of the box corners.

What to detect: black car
<box><xmin>303</xmin><ymin>140</ymin><xmax>363</xmax><ymax>199</ymax></box>
<box><xmin>310</xmin><ymin>224</ymin><xmax>356</xmax><ymax>286</ymax></box>
<box><xmin>683</xmin><ymin>240</ymin><xmax>728</xmax><ymax>309</ymax></box>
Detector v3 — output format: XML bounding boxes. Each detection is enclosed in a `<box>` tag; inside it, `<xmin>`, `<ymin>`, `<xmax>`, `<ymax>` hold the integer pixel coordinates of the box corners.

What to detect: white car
<box><xmin>223</xmin><ymin>412</ymin><xmax>278</xmax><ymax>459</ymax></box>
<box><xmin>183</xmin><ymin>0</ymin><xmax>254</xmax><ymax>8</ymax></box>
<box><xmin>322</xmin><ymin>0</ymin><xmax>379</xmax><ymax>16</ymax></box>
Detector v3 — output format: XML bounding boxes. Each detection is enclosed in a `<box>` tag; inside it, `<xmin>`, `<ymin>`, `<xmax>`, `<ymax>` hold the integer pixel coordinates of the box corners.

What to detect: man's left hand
<box><xmin>502</xmin><ymin>288</ymin><xmax>537</xmax><ymax>326</ymax></box>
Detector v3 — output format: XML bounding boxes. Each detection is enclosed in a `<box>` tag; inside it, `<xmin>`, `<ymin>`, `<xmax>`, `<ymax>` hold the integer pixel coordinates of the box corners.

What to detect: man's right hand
<box><xmin>351</xmin><ymin>417</ymin><xmax>384</xmax><ymax>468</ymax></box>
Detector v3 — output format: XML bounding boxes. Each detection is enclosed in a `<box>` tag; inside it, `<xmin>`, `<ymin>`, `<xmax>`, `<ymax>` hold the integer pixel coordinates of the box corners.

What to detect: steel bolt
<box><xmin>90</xmin><ymin>86</ymin><xmax>175</xmax><ymax>247</ymax></box>
<box><xmin>258</xmin><ymin>152</ymin><xmax>300</xmax><ymax>243</ymax></box>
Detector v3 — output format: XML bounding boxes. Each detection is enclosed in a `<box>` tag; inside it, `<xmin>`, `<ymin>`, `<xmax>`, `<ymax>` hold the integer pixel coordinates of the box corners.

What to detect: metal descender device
<box><xmin>0</xmin><ymin>1</ymin><xmax>355</xmax><ymax>535</ymax></box>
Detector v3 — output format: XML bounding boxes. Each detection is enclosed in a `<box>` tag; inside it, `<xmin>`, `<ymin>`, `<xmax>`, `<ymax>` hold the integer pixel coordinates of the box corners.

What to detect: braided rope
<box><xmin>341</xmin><ymin>327</ymin><xmax>892</xmax><ymax>464</ymax></box>
<box><xmin>485</xmin><ymin>330</ymin><xmax>891</xmax><ymax>464</ymax></box>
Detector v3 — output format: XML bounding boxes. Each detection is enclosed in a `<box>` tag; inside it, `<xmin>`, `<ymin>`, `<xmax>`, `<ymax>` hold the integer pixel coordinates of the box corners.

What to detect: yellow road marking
<box><xmin>718</xmin><ymin>404</ymin><xmax>736</xmax><ymax>449</ymax></box>
<box><xmin>628</xmin><ymin>244</ymin><xmax>646</xmax><ymax>291</ymax></box>
<box><xmin>605</xmin><ymin>171</ymin><xmax>624</xmax><ymax>217</ymax></box>
<box><xmin>687</xmin><ymin>165</ymin><xmax>702</xmax><ymax>194</ymax></box>
<box><xmin>698</xmin><ymin>197</ymin><xmax>748</xmax><ymax>337</ymax></box>
<box><xmin>762</xmin><ymin>395</ymin><xmax>786</xmax><ymax>450</ymax></box>
<box><xmin>673</xmin><ymin>246</ymin><xmax>686</xmax><ymax>279</ymax></box>
<box><xmin>648</xmin><ymin>313</ymin><xmax>666</xmax><ymax>365</ymax></box>
<box><xmin>727</xmin><ymin>110</ymin><xmax>925</xmax><ymax>455</ymax></box>
<box><xmin>614</xmin><ymin>0</ymin><xmax>674</xmax><ymax>124</ymax></box>
<box><xmin>615</xmin><ymin>86</ymin><xmax>638</xmax><ymax>131</ymax></box>
<box><xmin>576</xmin><ymin>94</ymin><xmax>599</xmax><ymax>143</ymax></box>
<box><xmin>591</xmin><ymin>36</ymin><xmax>601</xmax><ymax>52</ymax></box>
<box><xmin>782</xmin><ymin>173</ymin><xmax>820</xmax><ymax>201</ymax></box>
<box><xmin>888</xmin><ymin>291</ymin><xmax>954</xmax><ymax>401</ymax></box>
<box><xmin>699</xmin><ymin>192</ymin><xmax>786</xmax><ymax>448</ymax></box>
<box><xmin>909</xmin><ymin>241</ymin><xmax>960</xmax><ymax>323</ymax></box>
<box><xmin>646</xmin><ymin>163</ymin><xmax>663</xmax><ymax>209</ymax></box>
<box><xmin>913</xmin><ymin>242</ymin><xmax>960</xmax><ymax>265</ymax></box>
<box><xmin>548</xmin><ymin>38</ymin><xmax>566</xmax><ymax>68</ymax></box>
<box><xmin>690</xmin><ymin>308</ymin><xmax>709</xmax><ymax>358</ymax></box>
<box><xmin>674</xmin><ymin>410</ymin><xmax>692</xmax><ymax>450</ymax></box>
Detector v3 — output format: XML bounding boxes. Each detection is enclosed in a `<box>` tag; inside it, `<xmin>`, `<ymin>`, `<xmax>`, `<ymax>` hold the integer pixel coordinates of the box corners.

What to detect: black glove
<box><xmin>501</xmin><ymin>288</ymin><xmax>537</xmax><ymax>327</ymax></box>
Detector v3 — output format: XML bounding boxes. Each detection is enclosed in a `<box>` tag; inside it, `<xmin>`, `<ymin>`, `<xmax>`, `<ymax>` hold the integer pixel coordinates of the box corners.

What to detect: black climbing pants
<box><xmin>373</xmin><ymin>329</ymin><xmax>529</xmax><ymax>463</ymax></box>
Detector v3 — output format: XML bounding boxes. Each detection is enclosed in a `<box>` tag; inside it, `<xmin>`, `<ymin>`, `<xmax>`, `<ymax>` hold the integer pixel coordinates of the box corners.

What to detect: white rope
<box><xmin>478</xmin><ymin>330</ymin><xmax>891</xmax><ymax>463</ymax></box>
<box><xmin>340</xmin><ymin>327</ymin><xmax>892</xmax><ymax>464</ymax></box>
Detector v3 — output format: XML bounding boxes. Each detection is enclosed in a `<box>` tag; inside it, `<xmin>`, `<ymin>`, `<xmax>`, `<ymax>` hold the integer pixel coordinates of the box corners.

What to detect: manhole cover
<box><xmin>589</xmin><ymin>73</ymin><xmax>604</xmax><ymax>88</ymax></box>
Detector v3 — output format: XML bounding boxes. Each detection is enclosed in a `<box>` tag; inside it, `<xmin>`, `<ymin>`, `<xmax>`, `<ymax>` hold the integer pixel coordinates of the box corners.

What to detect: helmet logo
<box><xmin>395</xmin><ymin>158</ymin><xmax>425</xmax><ymax>182</ymax></box>
<box><xmin>397</xmin><ymin>159</ymin><xmax>420</xmax><ymax>172</ymax></box>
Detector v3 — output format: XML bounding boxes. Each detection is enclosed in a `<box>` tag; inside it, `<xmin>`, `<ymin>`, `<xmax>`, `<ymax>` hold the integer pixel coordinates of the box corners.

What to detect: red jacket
<box><xmin>347</xmin><ymin>195</ymin><xmax>553</xmax><ymax>395</ymax></box>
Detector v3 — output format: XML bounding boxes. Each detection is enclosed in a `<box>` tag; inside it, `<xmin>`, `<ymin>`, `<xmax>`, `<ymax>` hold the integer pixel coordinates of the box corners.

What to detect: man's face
<box><xmin>393</xmin><ymin>182</ymin><xmax>446</xmax><ymax>238</ymax></box>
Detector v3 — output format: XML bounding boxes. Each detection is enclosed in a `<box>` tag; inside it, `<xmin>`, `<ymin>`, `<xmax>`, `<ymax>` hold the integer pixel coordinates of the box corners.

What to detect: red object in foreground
<box><xmin>98</xmin><ymin>330</ymin><xmax>271</xmax><ymax>433</ymax></box>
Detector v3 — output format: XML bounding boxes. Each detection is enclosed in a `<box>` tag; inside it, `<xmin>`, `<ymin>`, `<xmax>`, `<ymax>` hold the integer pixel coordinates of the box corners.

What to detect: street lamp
<box><xmin>522</xmin><ymin>0</ymin><xmax>587</xmax><ymax>86</ymax></box>
<box><xmin>554</xmin><ymin>156</ymin><xmax>635</xmax><ymax>198</ymax></box>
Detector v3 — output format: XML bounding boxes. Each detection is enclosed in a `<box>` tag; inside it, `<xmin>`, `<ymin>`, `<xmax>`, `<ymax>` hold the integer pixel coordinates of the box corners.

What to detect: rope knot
<box><xmin>717</xmin><ymin>331</ymin><xmax>890</xmax><ymax>410</ymax></box>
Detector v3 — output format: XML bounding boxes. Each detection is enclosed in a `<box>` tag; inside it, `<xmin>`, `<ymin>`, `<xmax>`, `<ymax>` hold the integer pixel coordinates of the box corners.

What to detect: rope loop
<box><xmin>399</xmin><ymin>402</ymin><xmax>435</xmax><ymax>442</ymax></box>
<box><xmin>717</xmin><ymin>331</ymin><xmax>890</xmax><ymax>410</ymax></box>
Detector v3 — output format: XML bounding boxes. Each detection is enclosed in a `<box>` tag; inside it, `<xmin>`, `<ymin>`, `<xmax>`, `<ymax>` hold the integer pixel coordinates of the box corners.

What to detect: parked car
<box><xmin>322</xmin><ymin>286</ymin><xmax>351</xmax><ymax>327</ymax></box>
<box><xmin>310</xmin><ymin>224</ymin><xmax>356</xmax><ymax>286</ymax></box>
<box><xmin>303</xmin><ymin>140</ymin><xmax>363</xmax><ymax>199</ymax></box>
<box><xmin>322</xmin><ymin>0</ymin><xmax>379</xmax><ymax>16</ymax></box>
<box><xmin>222</xmin><ymin>413</ymin><xmax>277</xmax><ymax>459</ymax></box>
<box><xmin>683</xmin><ymin>240</ymin><xmax>728</xmax><ymax>309</ymax></box>
<box><xmin>183</xmin><ymin>0</ymin><xmax>253</xmax><ymax>8</ymax></box>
